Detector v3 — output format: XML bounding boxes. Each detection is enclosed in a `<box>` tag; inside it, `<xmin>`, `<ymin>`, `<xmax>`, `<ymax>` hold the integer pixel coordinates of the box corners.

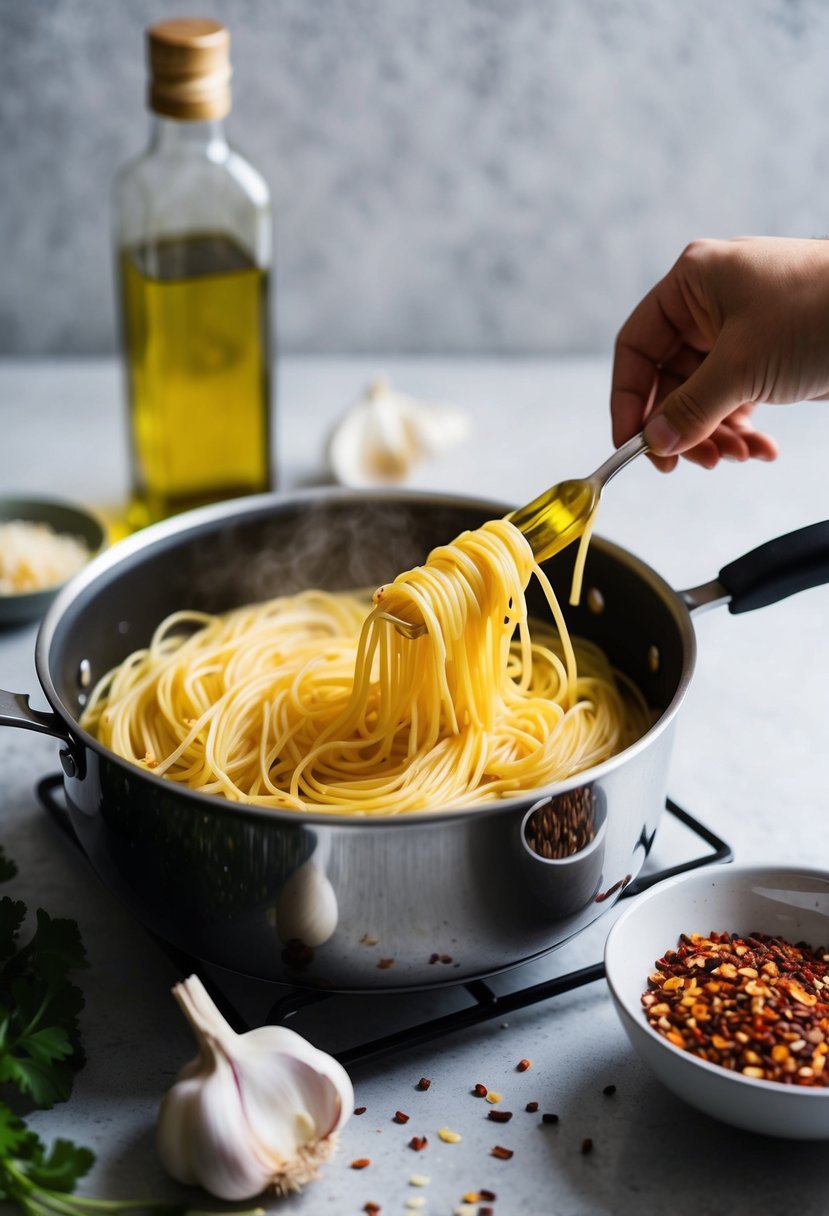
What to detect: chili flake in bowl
<box><xmin>604</xmin><ymin>865</ymin><xmax>829</xmax><ymax>1139</ymax></box>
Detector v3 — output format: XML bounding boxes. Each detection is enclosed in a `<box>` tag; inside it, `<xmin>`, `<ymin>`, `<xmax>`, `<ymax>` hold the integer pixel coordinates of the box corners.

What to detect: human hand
<box><xmin>610</xmin><ymin>236</ymin><xmax>829</xmax><ymax>471</ymax></box>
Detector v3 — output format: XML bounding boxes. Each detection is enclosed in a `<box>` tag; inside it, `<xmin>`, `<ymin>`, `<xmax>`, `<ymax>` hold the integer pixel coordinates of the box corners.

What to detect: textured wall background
<box><xmin>3</xmin><ymin>0</ymin><xmax>829</xmax><ymax>355</ymax></box>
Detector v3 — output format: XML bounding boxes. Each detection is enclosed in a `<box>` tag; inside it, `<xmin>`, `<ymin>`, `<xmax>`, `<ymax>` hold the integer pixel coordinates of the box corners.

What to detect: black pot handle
<box><xmin>720</xmin><ymin>521</ymin><xmax>829</xmax><ymax>614</ymax></box>
<box><xmin>0</xmin><ymin>689</ymin><xmax>86</xmax><ymax>781</ymax></box>
<box><xmin>0</xmin><ymin>688</ymin><xmax>68</xmax><ymax>739</ymax></box>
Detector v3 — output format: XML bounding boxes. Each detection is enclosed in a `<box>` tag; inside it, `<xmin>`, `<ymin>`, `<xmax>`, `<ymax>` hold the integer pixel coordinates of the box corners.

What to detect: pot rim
<box><xmin>34</xmin><ymin>486</ymin><xmax>697</xmax><ymax>828</ymax></box>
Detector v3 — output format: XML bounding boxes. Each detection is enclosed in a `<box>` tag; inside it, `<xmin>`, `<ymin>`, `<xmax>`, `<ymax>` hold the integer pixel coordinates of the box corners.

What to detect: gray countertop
<box><xmin>1</xmin><ymin>356</ymin><xmax>828</xmax><ymax>1216</ymax></box>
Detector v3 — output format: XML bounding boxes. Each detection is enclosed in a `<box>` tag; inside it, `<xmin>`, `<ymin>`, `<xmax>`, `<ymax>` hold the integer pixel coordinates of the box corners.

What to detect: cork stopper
<box><xmin>147</xmin><ymin>18</ymin><xmax>232</xmax><ymax>121</ymax></box>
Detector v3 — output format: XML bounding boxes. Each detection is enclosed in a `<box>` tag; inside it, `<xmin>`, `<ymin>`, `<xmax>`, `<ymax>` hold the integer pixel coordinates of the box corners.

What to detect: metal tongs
<box><xmin>378</xmin><ymin>431</ymin><xmax>648</xmax><ymax>639</ymax></box>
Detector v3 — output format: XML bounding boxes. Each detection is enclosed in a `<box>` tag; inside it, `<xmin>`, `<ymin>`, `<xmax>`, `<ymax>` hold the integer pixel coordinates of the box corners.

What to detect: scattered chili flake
<box><xmin>490</xmin><ymin>1145</ymin><xmax>514</xmax><ymax>1160</ymax></box>
<box><xmin>440</xmin><ymin>953</ymin><xmax>454</xmax><ymax>964</ymax></box>
<box><xmin>429</xmin><ymin>953</ymin><xmax>440</xmax><ymax>964</ymax></box>
<box><xmin>525</xmin><ymin>1101</ymin><xmax>539</xmax><ymax>1113</ymax></box>
<box><xmin>480</xmin><ymin>1208</ymin><xmax>494</xmax><ymax>1216</ymax></box>
<box><xmin>416</xmin><ymin>1077</ymin><xmax>431</xmax><ymax>1090</ymax></box>
<box><xmin>473</xmin><ymin>1083</ymin><xmax>488</xmax><ymax>1097</ymax></box>
<box><xmin>351</xmin><ymin>1158</ymin><xmax>371</xmax><ymax>1169</ymax></box>
<box><xmin>581</xmin><ymin>1138</ymin><xmax>594</xmax><ymax>1155</ymax></box>
<box><xmin>377</xmin><ymin>957</ymin><xmax>395</xmax><ymax>969</ymax></box>
<box><xmin>541</xmin><ymin>1112</ymin><xmax>559</xmax><ymax>1124</ymax></box>
<box><xmin>479</xmin><ymin>1190</ymin><xmax>497</xmax><ymax>1202</ymax></box>
<box><xmin>363</xmin><ymin>1204</ymin><xmax>380</xmax><ymax>1215</ymax></box>
<box><xmin>516</xmin><ymin>1058</ymin><xmax>531</xmax><ymax>1072</ymax></box>
<box><xmin>409</xmin><ymin>1136</ymin><xmax>428</xmax><ymax>1151</ymax></box>
<box><xmin>394</xmin><ymin>1110</ymin><xmax>411</xmax><ymax>1124</ymax></box>
<box><xmin>487</xmin><ymin>1110</ymin><xmax>513</xmax><ymax>1123</ymax></box>
<box><xmin>354</xmin><ymin>1106</ymin><xmax>367</xmax><ymax>1115</ymax></box>
<box><xmin>602</xmin><ymin>1084</ymin><xmax>617</xmax><ymax>1096</ymax></box>
<box><xmin>642</xmin><ymin>929</ymin><xmax>829</xmax><ymax>1086</ymax></box>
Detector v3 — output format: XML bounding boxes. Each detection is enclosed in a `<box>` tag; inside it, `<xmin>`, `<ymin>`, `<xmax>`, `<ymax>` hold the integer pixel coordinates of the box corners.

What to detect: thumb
<box><xmin>643</xmin><ymin>344</ymin><xmax>749</xmax><ymax>456</ymax></box>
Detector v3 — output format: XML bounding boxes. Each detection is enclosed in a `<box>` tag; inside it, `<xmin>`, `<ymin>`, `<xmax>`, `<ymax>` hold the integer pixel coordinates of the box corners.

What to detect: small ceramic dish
<box><xmin>604</xmin><ymin>864</ymin><xmax>829</xmax><ymax>1139</ymax></box>
<box><xmin>0</xmin><ymin>497</ymin><xmax>107</xmax><ymax>628</ymax></box>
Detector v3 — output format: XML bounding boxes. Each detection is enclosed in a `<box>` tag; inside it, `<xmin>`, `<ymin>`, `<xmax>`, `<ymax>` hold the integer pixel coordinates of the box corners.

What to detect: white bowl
<box><xmin>604</xmin><ymin>864</ymin><xmax>829</xmax><ymax>1139</ymax></box>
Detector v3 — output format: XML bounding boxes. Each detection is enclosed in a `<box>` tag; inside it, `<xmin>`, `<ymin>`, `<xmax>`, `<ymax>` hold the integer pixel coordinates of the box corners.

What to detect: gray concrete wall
<box><xmin>2</xmin><ymin>0</ymin><xmax>828</xmax><ymax>355</ymax></box>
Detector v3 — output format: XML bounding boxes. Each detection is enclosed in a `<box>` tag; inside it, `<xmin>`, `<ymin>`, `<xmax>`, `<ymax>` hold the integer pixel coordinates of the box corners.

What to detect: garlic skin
<box><xmin>157</xmin><ymin>974</ymin><xmax>353</xmax><ymax>1200</ymax></box>
<box><xmin>326</xmin><ymin>377</ymin><xmax>470</xmax><ymax>487</ymax></box>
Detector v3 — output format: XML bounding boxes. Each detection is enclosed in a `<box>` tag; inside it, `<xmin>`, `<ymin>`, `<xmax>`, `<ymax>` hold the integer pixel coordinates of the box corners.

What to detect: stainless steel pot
<box><xmin>2</xmin><ymin>490</ymin><xmax>828</xmax><ymax>992</ymax></box>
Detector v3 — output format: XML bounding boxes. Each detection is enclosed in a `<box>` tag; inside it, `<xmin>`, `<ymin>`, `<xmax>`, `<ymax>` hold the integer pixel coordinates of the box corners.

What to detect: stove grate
<box><xmin>37</xmin><ymin>775</ymin><xmax>732</xmax><ymax>1068</ymax></box>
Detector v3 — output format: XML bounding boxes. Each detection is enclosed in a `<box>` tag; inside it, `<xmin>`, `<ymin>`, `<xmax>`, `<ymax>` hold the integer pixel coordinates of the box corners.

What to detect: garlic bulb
<box><xmin>326</xmin><ymin>377</ymin><xmax>470</xmax><ymax>487</ymax></box>
<box><xmin>157</xmin><ymin>974</ymin><xmax>354</xmax><ymax>1199</ymax></box>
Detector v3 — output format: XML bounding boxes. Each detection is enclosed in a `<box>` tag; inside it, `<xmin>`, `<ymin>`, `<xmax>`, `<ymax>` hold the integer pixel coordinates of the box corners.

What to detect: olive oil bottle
<box><xmin>113</xmin><ymin>19</ymin><xmax>273</xmax><ymax>529</ymax></box>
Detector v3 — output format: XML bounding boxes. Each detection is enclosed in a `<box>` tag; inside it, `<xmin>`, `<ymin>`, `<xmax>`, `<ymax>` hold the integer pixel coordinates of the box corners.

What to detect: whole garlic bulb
<box><xmin>326</xmin><ymin>377</ymin><xmax>470</xmax><ymax>487</ymax></box>
<box><xmin>157</xmin><ymin>974</ymin><xmax>354</xmax><ymax>1199</ymax></box>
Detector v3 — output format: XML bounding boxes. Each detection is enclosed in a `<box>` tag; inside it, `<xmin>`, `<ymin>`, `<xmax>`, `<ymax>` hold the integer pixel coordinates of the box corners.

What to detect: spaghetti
<box><xmin>81</xmin><ymin>517</ymin><xmax>650</xmax><ymax>814</ymax></box>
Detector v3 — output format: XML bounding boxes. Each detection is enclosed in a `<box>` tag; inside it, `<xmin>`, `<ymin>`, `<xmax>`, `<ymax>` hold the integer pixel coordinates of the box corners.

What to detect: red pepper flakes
<box><xmin>363</xmin><ymin>1205</ymin><xmax>381</xmax><ymax>1215</ymax></box>
<box><xmin>525</xmin><ymin>1101</ymin><xmax>539</xmax><ymax>1113</ymax></box>
<box><xmin>473</xmin><ymin>1083</ymin><xmax>488</xmax><ymax>1097</ymax></box>
<box><xmin>409</xmin><ymin>1135</ymin><xmax>428</xmax><ymax>1151</ymax></box>
<box><xmin>394</xmin><ymin>1110</ymin><xmax>410</xmax><ymax>1124</ymax></box>
<box><xmin>440</xmin><ymin>954</ymin><xmax>453</xmax><ymax>964</ymax></box>
<box><xmin>377</xmin><ymin>957</ymin><xmax>395</xmax><ymax>969</ymax></box>
<box><xmin>351</xmin><ymin>1158</ymin><xmax>371</xmax><ymax>1169</ymax></box>
<box><xmin>354</xmin><ymin>1106</ymin><xmax>367</xmax><ymax>1115</ymax></box>
<box><xmin>479</xmin><ymin>1208</ymin><xmax>494</xmax><ymax>1216</ymax></box>
<box><xmin>490</xmin><ymin>1145</ymin><xmax>514</xmax><ymax>1160</ymax></box>
<box><xmin>429</xmin><ymin>953</ymin><xmax>440</xmax><ymax>964</ymax></box>
<box><xmin>416</xmin><ymin>1077</ymin><xmax>431</xmax><ymax>1090</ymax></box>
<box><xmin>541</xmin><ymin>1112</ymin><xmax>559</xmax><ymax>1124</ymax></box>
<box><xmin>487</xmin><ymin>1110</ymin><xmax>513</xmax><ymax>1123</ymax></box>
<box><xmin>516</xmin><ymin>1058</ymin><xmax>531</xmax><ymax>1072</ymax></box>
<box><xmin>479</xmin><ymin>1191</ymin><xmax>497</xmax><ymax>1202</ymax></box>
<box><xmin>642</xmin><ymin>930</ymin><xmax>829</xmax><ymax>1085</ymax></box>
<box><xmin>581</xmin><ymin>1138</ymin><xmax>594</xmax><ymax>1155</ymax></box>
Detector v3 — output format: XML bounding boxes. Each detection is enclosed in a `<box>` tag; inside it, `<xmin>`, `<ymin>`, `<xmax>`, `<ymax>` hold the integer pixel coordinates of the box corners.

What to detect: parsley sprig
<box><xmin>0</xmin><ymin>845</ymin><xmax>260</xmax><ymax>1216</ymax></box>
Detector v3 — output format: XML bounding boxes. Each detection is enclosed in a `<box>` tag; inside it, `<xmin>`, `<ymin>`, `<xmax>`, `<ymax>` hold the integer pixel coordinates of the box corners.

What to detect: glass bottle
<box><xmin>113</xmin><ymin>18</ymin><xmax>273</xmax><ymax>530</ymax></box>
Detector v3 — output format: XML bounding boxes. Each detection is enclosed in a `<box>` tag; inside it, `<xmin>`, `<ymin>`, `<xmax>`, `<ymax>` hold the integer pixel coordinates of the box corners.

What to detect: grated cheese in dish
<box><xmin>0</xmin><ymin>519</ymin><xmax>90</xmax><ymax>595</ymax></box>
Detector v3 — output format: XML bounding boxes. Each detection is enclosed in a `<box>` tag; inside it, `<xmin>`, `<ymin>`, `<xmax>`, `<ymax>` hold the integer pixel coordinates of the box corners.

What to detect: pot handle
<box><xmin>683</xmin><ymin>521</ymin><xmax>829</xmax><ymax>615</ymax></box>
<box><xmin>0</xmin><ymin>688</ymin><xmax>71</xmax><ymax>741</ymax></box>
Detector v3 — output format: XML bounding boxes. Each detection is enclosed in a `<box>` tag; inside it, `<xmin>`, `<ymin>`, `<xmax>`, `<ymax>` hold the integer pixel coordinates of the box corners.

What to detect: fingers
<box><xmin>642</xmin><ymin>335</ymin><xmax>750</xmax><ymax>456</ymax></box>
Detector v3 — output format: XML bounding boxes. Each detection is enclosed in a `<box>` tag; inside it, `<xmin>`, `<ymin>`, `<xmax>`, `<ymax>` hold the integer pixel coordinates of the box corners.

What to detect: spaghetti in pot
<box><xmin>80</xmin><ymin>518</ymin><xmax>650</xmax><ymax>815</ymax></box>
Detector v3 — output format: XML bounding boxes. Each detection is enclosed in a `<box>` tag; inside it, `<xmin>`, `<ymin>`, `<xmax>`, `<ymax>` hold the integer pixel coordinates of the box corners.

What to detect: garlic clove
<box><xmin>231</xmin><ymin>1024</ymin><xmax>352</xmax><ymax>1146</ymax></box>
<box><xmin>326</xmin><ymin>377</ymin><xmax>470</xmax><ymax>487</ymax></box>
<box><xmin>157</xmin><ymin>975</ymin><xmax>354</xmax><ymax>1200</ymax></box>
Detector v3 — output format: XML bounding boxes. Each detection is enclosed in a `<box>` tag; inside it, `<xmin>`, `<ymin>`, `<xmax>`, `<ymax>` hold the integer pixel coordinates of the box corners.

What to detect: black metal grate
<box><xmin>37</xmin><ymin>775</ymin><xmax>732</xmax><ymax>1068</ymax></box>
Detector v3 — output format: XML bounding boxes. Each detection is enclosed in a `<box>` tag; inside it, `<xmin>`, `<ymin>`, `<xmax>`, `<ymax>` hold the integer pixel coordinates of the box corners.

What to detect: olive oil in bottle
<box><xmin>113</xmin><ymin>19</ymin><xmax>273</xmax><ymax>529</ymax></box>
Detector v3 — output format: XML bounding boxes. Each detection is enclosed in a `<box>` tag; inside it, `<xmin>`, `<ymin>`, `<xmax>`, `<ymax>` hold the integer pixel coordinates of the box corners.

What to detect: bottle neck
<box><xmin>148</xmin><ymin>115</ymin><xmax>229</xmax><ymax>160</ymax></box>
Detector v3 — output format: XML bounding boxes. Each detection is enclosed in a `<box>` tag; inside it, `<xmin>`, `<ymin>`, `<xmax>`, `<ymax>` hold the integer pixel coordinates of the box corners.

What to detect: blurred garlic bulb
<box><xmin>327</xmin><ymin>377</ymin><xmax>470</xmax><ymax>487</ymax></box>
<box><xmin>157</xmin><ymin>974</ymin><xmax>353</xmax><ymax>1199</ymax></box>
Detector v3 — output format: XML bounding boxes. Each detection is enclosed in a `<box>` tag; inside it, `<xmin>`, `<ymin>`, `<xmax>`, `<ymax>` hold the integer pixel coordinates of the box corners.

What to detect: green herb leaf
<box><xmin>0</xmin><ymin>907</ymin><xmax>87</xmax><ymax>1108</ymax></box>
<box><xmin>0</xmin><ymin>850</ymin><xmax>17</xmax><ymax>885</ymax></box>
<box><xmin>15</xmin><ymin>1133</ymin><xmax>95</xmax><ymax>1194</ymax></box>
<box><xmin>0</xmin><ymin>899</ymin><xmax>27</xmax><ymax>964</ymax></box>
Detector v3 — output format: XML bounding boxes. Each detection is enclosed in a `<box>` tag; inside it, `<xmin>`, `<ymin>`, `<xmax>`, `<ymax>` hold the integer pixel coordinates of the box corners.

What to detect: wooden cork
<box><xmin>146</xmin><ymin>18</ymin><xmax>232</xmax><ymax>121</ymax></box>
